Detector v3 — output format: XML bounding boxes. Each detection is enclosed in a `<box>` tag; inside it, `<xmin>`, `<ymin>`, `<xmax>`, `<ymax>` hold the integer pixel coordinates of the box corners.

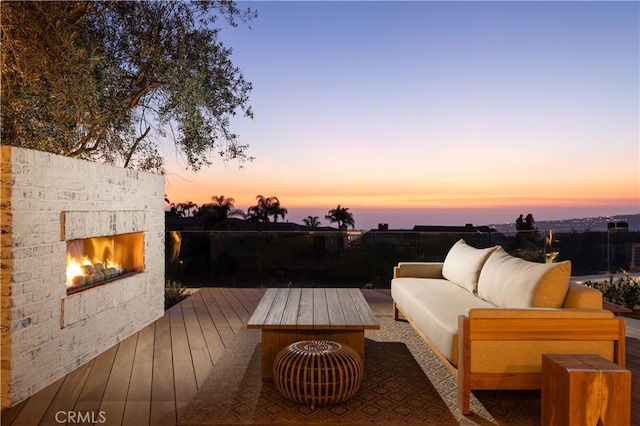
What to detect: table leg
<box><xmin>261</xmin><ymin>329</ymin><xmax>280</xmax><ymax>379</ymax></box>
<box><xmin>346</xmin><ymin>330</ymin><xmax>365</xmax><ymax>362</ymax></box>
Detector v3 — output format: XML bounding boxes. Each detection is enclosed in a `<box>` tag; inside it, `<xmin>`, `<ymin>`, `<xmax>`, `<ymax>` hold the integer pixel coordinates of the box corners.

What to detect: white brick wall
<box><xmin>1</xmin><ymin>146</ymin><xmax>164</xmax><ymax>408</ymax></box>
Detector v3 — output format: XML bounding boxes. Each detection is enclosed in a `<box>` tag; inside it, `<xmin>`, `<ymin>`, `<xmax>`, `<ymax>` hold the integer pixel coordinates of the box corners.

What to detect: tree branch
<box><xmin>67</xmin><ymin>126</ymin><xmax>100</xmax><ymax>157</ymax></box>
<box><xmin>128</xmin><ymin>84</ymin><xmax>156</xmax><ymax>109</ymax></box>
<box><xmin>123</xmin><ymin>125</ymin><xmax>151</xmax><ymax>167</ymax></box>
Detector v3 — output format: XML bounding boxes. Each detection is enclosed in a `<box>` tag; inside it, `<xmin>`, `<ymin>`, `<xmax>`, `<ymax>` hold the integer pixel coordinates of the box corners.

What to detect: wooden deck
<box><xmin>1</xmin><ymin>288</ymin><xmax>638</xmax><ymax>426</ymax></box>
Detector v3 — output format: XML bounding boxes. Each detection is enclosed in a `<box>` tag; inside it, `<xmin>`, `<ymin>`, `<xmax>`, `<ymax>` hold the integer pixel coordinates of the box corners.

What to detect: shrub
<box><xmin>584</xmin><ymin>275</ymin><xmax>640</xmax><ymax>309</ymax></box>
<box><xmin>165</xmin><ymin>280</ymin><xmax>189</xmax><ymax>310</ymax></box>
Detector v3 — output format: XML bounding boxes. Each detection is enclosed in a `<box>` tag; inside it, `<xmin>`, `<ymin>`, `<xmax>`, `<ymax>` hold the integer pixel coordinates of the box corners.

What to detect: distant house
<box><xmin>355</xmin><ymin>223</ymin><xmax>503</xmax><ymax>261</ymax></box>
<box><xmin>412</xmin><ymin>223</ymin><xmax>498</xmax><ymax>234</ymax></box>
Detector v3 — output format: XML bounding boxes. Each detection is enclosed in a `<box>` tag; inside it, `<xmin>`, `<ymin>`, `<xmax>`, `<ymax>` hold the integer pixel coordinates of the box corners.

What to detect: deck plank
<box><xmin>190</xmin><ymin>290</ymin><xmax>226</xmax><ymax>365</ymax></box>
<box><xmin>73</xmin><ymin>344</ymin><xmax>118</xmax><ymax>415</ymax></box>
<box><xmin>40</xmin><ymin>360</ymin><xmax>94</xmax><ymax>425</ymax></box>
<box><xmin>168</xmin><ymin>305</ymin><xmax>198</xmax><ymax>421</ymax></box>
<box><xmin>3</xmin><ymin>377</ymin><xmax>64</xmax><ymax>426</ymax></box>
<box><xmin>220</xmin><ymin>287</ymin><xmax>254</xmax><ymax>324</ymax></box>
<box><xmin>2</xmin><ymin>288</ymin><xmax>638</xmax><ymax>426</ymax></box>
<box><xmin>201</xmin><ymin>288</ymin><xmax>236</xmax><ymax>348</ymax></box>
<box><xmin>122</xmin><ymin>322</ymin><xmax>155</xmax><ymax>426</ymax></box>
<box><xmin>362</xmin><ymin>289</ymin><xmax>392</xmax><ymax>316</ymax></box>
<box><xmin>245</xmin><ymin>288</ymin><xmax>267</xmax><ymax>307</ymax></box>
<box><xmin>98</xmin><ymin>331</ymin><xmax>138</xmax><ymax>425</ymax></box>
<box><xmin>210</xmin><ymin>288</ymin><xmax>245</xmax><ymax>334</ymax></box>
<box><xmin>0</xmin><ymin>399</ymin><xmax>27</xmax><ymax>426</ymax></box>
<box><xmin>214</xmin><ymin>288</ymin><xmax>246</xmax><ymax>336</ymax></box>
<box><xmin>231</xmin><ymin>287</ymin><xmax>262</xmax><ymax>317</ymax></box>
<box><xmin>150</xmin><ymin>313</ymin><xmax>177</xmax><ymax>426</ymax></box>
<box><xmin>180</xmin><ymin>296</ymin><xmax>213</xmax><ymax>388</ymax></box>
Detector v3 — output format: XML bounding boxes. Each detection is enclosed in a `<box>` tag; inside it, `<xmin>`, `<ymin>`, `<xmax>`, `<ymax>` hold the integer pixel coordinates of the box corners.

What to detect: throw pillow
<box><xmin>442</xmin><ymin>239</ymin><xmax>497</xmax><ymax>294</ymax></box>
<box><xmin>477</xmin><ymin>247</ymin><xmax>571</xmax><ymax>308</ymax></box>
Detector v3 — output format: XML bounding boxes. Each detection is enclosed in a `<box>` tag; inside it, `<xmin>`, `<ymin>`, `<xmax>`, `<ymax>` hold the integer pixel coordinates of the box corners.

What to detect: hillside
<box><xmin>489</xmin><ymin>213</ymin><xmax>640</xmax><ymax>232</ymax></box>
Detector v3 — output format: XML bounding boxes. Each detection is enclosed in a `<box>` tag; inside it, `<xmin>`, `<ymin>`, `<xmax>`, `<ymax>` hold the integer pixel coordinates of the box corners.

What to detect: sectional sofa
<box><xmin>391</xmin><ymin>239</ymin><xmax>626</xmax><ymax>414</ymax></box>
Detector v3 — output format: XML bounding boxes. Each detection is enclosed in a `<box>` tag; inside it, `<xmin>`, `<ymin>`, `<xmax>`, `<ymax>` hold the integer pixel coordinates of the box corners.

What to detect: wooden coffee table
<box><xmin>247</xmin><ymin>288</ymin><xmax>380</xmax><ymax>378</ymax></box>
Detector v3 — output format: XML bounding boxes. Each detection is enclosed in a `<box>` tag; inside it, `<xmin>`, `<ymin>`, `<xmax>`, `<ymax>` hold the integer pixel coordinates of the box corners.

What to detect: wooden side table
<box><xmin>602</xmin><ymin>301</ymin><xmax>633</xmax><ymax>316</ymax></box>
<box><xmin>541</xmin><ymin>354</ymin><xmax>631</xmax><ymax>426</ymax></box>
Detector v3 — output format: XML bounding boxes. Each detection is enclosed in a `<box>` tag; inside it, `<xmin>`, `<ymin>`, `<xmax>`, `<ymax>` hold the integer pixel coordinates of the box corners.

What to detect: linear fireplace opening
<box><xmin>65</xmin><ymin>232</ymin><xmax>144</xmax><ymax>295</ymax></box>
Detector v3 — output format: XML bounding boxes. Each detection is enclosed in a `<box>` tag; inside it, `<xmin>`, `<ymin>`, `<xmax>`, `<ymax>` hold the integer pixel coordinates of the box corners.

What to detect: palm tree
<box><xmin>165</xmin><ymin>195</ymin><xmax>178</xmax><ymax>217</ymax></box>
<box><xmin>303</xmin><ymin>216</ymin><xmax>321</xmax><ymax>229</ymax></box>
<box><xmin>325</xmin><ymin>205</ymin><xmax>355</xmax><ymax>230</ymax></box>
<box><xmin>246</xmin><ymin>195</ymin><xmax>269</xmax><ymax>223</ymax></box>
<box><xmin>199</xmin><ymin>195</ymin><xmax>243</xmax><ymax>220</ymax></box>
<box><xmin>176</xmin><ymin>201</ymin><xmax>198</xmax><ymax>217</ymax></box>
<box><xmin>198</xmin><ymin>195</ymin><xmax>244</xmax><ymax>229</ymax></box>
<box><xmin>267</xmin><ymin>196</ymin><xmax>288</xmax><ymax>223</ymax></box>
<box><xmin>246</xmin><ymin>195</ymin><xmax>288</xmax><ymax>223</ymax></box>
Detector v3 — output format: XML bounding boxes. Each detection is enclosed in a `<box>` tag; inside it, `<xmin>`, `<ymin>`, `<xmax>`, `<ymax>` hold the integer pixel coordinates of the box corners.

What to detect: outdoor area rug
<box><xmin>178</xmin><ymin>316</ymin><xmax>540</xmax><ymax>425</ymax></box>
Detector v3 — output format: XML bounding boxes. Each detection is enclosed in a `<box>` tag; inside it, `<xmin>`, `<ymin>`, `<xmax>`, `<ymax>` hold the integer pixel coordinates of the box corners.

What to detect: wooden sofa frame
<box><xmin>392</xmin><ymin>291</ymin><xmax>627</xmax><ymax>414</ymax></box>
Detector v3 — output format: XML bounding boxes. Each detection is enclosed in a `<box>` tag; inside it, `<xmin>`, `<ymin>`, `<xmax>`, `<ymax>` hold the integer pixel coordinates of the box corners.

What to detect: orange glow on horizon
<box><xmin>164</xmin><ymin>160</ymin><xmax>639</xmax><ymax>213</ymax></box>
<box><xmin>165</xmin><ymin>185</ymin><xmax>638</xmax><ymax>211</ymax></box>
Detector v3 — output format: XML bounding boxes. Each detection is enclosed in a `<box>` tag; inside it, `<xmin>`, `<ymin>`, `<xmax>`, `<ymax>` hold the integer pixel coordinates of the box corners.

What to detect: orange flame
<box><xmin>65</xmin><ymin>253</ymin><xmax>121</xmax><ymax>288</ymax></box>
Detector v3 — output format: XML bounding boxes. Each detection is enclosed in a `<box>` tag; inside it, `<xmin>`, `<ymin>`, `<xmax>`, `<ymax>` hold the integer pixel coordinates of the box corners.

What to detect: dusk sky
<box><xmin>163</xmin><ymin>1</ymin><xmax>640</xmax><ymax>230</ymax></box>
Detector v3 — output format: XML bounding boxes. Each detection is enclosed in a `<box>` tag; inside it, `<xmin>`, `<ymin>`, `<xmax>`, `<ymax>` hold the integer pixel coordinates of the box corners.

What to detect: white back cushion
<box><xmin>477</xmin><ymin>247</ymin><xmax>571</xmax><ymax>308</ymax></box>
<box><xmin>442</xmin><ymin>239</ymin><xmax>497</xmax><ymax>293</ymax></box>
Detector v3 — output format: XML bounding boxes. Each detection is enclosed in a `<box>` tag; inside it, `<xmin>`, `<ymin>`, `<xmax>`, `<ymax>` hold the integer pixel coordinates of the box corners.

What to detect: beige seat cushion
<box><xmin>477</xmin><ymin>247</ymin><xmax>571</xmax><ymax>308</ymax></box>
<box><xmin>442</xmin><ymin>239</ymin><xmax>496</xmax><ymax>294</ymax></box>
<box><xmin>391</xmin><ymin>277</ymin><xmax>495</xmax><ymax>364</ymax></box>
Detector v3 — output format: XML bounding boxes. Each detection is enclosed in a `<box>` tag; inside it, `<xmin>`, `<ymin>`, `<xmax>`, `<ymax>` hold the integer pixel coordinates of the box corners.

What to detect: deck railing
<box><xmin>165</xmin><ymin>229</ymin><xmax>640</xmax><ymax>288</ymax></box>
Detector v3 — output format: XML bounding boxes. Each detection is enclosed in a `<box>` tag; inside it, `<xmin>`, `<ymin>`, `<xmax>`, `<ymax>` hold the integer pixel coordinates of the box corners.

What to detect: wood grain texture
<box><xmin>469</xmin><ymin>318</ymin><xmax>624</xmax><ymax>340</ymax></box>
<box><xmin>542</xmin><ymin>354</ymin><xmax>631</xmax><ymax>426</ymax></box>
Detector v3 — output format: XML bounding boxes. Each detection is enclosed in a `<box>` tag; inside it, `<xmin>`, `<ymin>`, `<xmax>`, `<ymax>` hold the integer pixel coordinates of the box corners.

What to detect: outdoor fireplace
<box><xmin>65</xmin><ymin>232</ymin><xmax>144</xmax><ymax>294</ymax></box>
<box><xmin>1</xmin><ymin>146</ymin><xmax>165</xmax><ymax>409</ymax></box>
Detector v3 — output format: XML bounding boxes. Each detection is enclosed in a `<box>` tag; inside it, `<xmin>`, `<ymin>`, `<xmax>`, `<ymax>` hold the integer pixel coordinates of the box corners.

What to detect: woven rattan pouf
<box><xmin>273</xmin><ymin>340</ymin><xmax>363</xmax><ymax>409</ymax></box>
